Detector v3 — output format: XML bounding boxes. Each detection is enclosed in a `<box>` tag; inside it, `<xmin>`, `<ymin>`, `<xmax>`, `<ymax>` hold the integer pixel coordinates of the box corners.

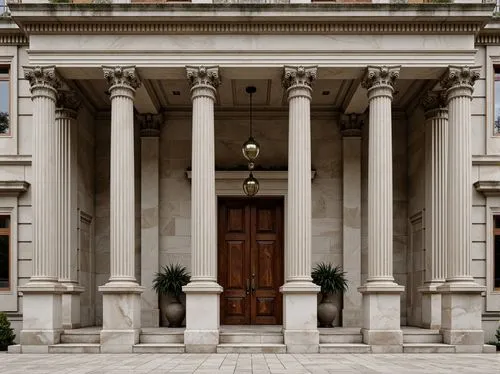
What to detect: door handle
<box><xmin>246</xmin><ymin>278</ymin><xmax>250</xmax><ymax>295</ymax></box>
<box><xmin>251</xmin><ymin>274</ymin><xmax>256</xmax><ymax>294</ymax></box>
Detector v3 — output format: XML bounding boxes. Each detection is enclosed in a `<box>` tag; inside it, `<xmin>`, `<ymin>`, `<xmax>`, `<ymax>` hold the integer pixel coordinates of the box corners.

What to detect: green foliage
<box><xmin>152</xmin><ymin>264</ymin><xmax>190</xmax><ymax>301</ymax></box>
<box><xmin>311</xmin><ymin>262</ymin><xmax>348</xmax><ymax>296</ymax></box>
<box><xmin>0</xmin><ymin>112</ymin><xmax>9</xmax><ymax>134</ymax></box>
<box><xmin>0</xmin><ymin>312</ymin><xmax>15</xmax><ymax>351</ymax></box>
<box><xmin>495</xmin><ymin>324</ymin><xmax>500</xmax><ymax>346</ymax></box>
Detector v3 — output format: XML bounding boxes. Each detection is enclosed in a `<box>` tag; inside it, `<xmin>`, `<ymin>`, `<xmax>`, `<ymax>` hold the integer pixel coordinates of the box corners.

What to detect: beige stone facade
<box><xmin>0</xmin><ymin>1</ymin><xmax>500</xmax><ymax>354</ymax></box>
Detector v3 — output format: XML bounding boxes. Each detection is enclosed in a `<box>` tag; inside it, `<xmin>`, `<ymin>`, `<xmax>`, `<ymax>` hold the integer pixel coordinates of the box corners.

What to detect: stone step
<box><xmin>403</xmin><ymin>330</ymin><xmax>442</xmax><ymax>344</ymax></box>
<box><xmin>319</xmin><ymin>343</ymin><xmax>371</xmax><ymax>354</ymax></box>
<box><xmin>403</xmin><ymin>344</ymin><xmax>455</xmax><ymax>353</ymax></box>
<box><xmin>139</xmin><ymin>331</ymin><xmax>184</xmax><ymax>344</ymax></box>
<box><xmin>319</xmin><ymin>333</ymin><xmax>362</xmax><ymax>344</ymax></box>
<box><xmin>219</xmin><ymin>332</ymin><xmax>284</xmax><ymax>344</ymax></box>
<box><xmin>483</xmin><ymin>344</ymin><xmax>498</xmax><ymax>353</ymax></box>
<box><xmin>217</xmin><ymin>343</ymin><xmax>286</xmax><ymax>353</ymax></box>
<box><xmin>60</xmin><ymin>333</ymin><xmax>100</xmax><ymax>344</ymax></box>
<box><xmin>48</xmin><ymin>344</ymin><xmax>101</xmax><ymax>354</ymax></box>
<box><xmin>132</xmin><ymin>344</ymin><xmax>185</xmax><ymax>353</ymax></box>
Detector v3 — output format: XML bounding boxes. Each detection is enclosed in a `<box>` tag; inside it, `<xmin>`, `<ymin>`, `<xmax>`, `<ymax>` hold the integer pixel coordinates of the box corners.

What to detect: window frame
<box><xmin>0</xmin><ymin>203</ymin><xmax>17</xmax><ymax>312</ymax></box>
<box><xmin>0</xmin><ymin>65</ymin><xmax>11</xmax><ymax>137</ymax></box>
<box><xmin>494</xmin><ymin>66</ymin><xmax>500</xmax><ymax>137</ymax></box>
<box><xmin>0</xmin><ymin>215</ymin><xmax>11</xmax><ymax>291</ymax></box>
<box><xmin>494</xmin><ymin>215</ymin><xmax>500</xmax><ymax>291</ymax></box>
<box><xmin>486</xmin><ymin>203</ymin><xmax>500</xmax><ymax>312</ymax></box>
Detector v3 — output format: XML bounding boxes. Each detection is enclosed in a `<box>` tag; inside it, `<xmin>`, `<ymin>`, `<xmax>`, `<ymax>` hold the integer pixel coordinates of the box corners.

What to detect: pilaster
<box><xmin>55</xmin><ymin>90</ymin><xmax>84</xmax><ymax>329</ymax></box>
<box><xmin>437</xmin><ymin>66</ymin><xmax>485</xmax><ymax>352</ymax></box>
<box><xmin>358</xmin><ymin>66</ymin><xmax>404</xmax><ymax>352</ymax></box>
<box><xmin>20</xmin><ymin>66</ymin><xmax>65</xmax><ymax>350</ymax></box>
<box><xmin>418</xmin><ymin>91</ymin><xmax>448</xmax><ymax>330</ymax></box>
<box><xmin>183</xmin><ymin>66</ymin><xmax>223</xmax><ymax>353</ymax></box>
<box><xmin>280</xmin><ymin>65</ymin><xmax>320</xmax><ymax>353</ymax></box>
<box><xmin>99</xmin><ymin>66</ymin><xmax>144</xmax><ymax>353</ymax></box>
<box><xmin>340</xmin><ymin>114</ymin><xmax>363</xmax><ymax>327</ymax></box>
<box><xmin>138</xmin><ymin>113</ymin><xmax>161</xmax><ymax>327</ymax></box>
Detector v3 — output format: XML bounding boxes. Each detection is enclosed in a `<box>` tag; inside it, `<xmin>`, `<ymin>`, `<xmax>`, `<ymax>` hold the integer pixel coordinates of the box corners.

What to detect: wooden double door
<box><xmin>218</xmin><ymin>197</ymin><xmax>284</xmax><ymax>325</ymax></box>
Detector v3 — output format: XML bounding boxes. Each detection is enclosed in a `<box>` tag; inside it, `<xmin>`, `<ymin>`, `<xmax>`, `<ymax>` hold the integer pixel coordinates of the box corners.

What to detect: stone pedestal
<box><xmin>341</xmin><ymin>114</ymin><xmax>363</xmax><ymax>327</ymax></box>
<box><xmin>280</xmin><ymin>66</ymin><xmax>320</xmax><ymax>353</ymax></box>
<box><xmin>358</xmin><ymin>66</ymin><xmax>404</xmax><ymax>352</ymax></box>
<box><xmin>437</xmin><ymin>66</ymin><xmax>485</xmax><ymax>352</ymax></box>
<box><xmin>139</xmin><ymin>114</ymin><xmax>162</xmax><ymax>327</ymax></box>
<box><xmin>20</xmin><ymin>66</ymin><xmax>66</xmax><ymax>349</ymax></box>
<box><xmin>183</xmin><ymin>66</ymin><xmax>223</xmax><ymax>353</ymax></box>
<box><xmin>99</xmin><ymin>66</ymin><xmax>144</xmax><ymax>352</ymax></box>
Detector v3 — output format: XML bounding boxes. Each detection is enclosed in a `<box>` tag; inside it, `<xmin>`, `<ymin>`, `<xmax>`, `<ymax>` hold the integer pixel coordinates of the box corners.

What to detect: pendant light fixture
<box><xmin>242</xmin><ymin>86</ymin><xmax>260</xmax><ymax>197</ymax></box>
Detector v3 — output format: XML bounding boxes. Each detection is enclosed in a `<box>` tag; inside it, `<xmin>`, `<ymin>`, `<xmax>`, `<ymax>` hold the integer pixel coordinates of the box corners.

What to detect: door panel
<box><xmin>219</xmin><ymin>198</ymin><xmax>283</xmax><ymax>325</ymax></box>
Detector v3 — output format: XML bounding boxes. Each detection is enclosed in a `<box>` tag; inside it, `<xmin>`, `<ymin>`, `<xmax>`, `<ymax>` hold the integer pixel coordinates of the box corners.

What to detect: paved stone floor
<box><xmin>0</xmin><ymin>353</ymin><xmax>499</xmax><ymax>374</ymax></box>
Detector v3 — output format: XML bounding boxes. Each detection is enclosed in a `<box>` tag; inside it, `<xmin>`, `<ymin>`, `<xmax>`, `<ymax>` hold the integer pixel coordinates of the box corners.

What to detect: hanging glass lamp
<box><xmin>243</xmin><ymin>172</ymin><xmax>259</xmax><ymax>197</ymax></box>
<box><xmin>242</xmin><ymin>86</ymin><xmax>260</xmax><ymax>197</ymax></box>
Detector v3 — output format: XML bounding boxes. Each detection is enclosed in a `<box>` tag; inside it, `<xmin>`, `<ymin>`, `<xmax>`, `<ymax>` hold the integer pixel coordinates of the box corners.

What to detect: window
<box><xmin>0</xmin><ymin>216</ymin><xmax>10</xmax><ymax>290</ymax></box>
<box><xmin>0</xmin><ymin>66</ymin><xmax>9</xmax><ymax>135</ymax></box>
<box><xmin>495</xmin><ymin>215</ymin><xmax>500</xmax><ymax>289</ymax></box>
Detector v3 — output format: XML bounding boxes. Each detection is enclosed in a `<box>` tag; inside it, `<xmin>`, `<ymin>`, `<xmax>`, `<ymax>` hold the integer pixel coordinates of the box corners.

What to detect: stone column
<box><xmin>139</xmin><ymin>114</ymin><xmax>161</xmax><ymax>327</ymax></box>
<box><xmin>358</xmin><ymin>66</ymin><xmax>404</xmax><ymax>353</ymax></box>
<box><xmin>437</xmin><ymin>66</ymin><xmax>485</xmax><ymax>352</ymax></box>
<box><xmin>341</xmin><ymin>113</ymin><xmax>363</xmax><ymax>327</ymax></box>
<box><xmin>418</xmin><ymin>91</ymin><xmax>448</xmax><ymax>330</ymax></box>
<box><xmin>280</xmin><ymin>65</ymin><xmax>320</xmax><ymax>353</ymax></box>
<box><xmin>55</xmin><ymin>90</ymin><xmax>85</xmax><ymax>329</ymax></box>
<box><xmin>19</xmin><ymin>66</ymin><xmax>66</xmax><ymax>351</ymax></box>
<box><xmin>99</xmin><ymin>66</ymin><xmax>144</xmax><ymax>353</ymax></box>
<box><xmin>183</xmin><ymin>66</ymin><xmax>223</xmax><ymax>353</ymax></box>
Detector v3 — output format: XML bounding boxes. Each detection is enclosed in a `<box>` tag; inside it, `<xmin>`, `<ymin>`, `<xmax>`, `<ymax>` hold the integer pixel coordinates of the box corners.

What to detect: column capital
<box><xmin>361</xmin><ymin>65</ymin><xmax>400</xmax><ymax>91</ymax></box>
<box><xmin>24</xmin><ymin>66</ymin><xmax>61</xmax><ymax>98</ymax></box>
<box><xmin>138</xmin><ymin>113</ymin><xmax>163</xmax><ymax>137</ymax></box>
<box><xmin>103</xmin><ymin>65</ymin><xmax>141</xmax><ymax>91</ymax></box>
<box><xmin>282</xmin><ymin>65</ymin><xmax>317</xmax><ymax>90</ymax></box>
<box><xmin>340</xmin><ymin>113</ymin><xmax>363</xmax><ymax>137</ymax></box>
<box><xmin>186</xmin><ymin>65</ymin><xmax>221</xmax><ymax>89</ymax></box>
<box><xmin>421</xmin><ymin>90</ymin><xmax>448</xmax><ymax>119</ymax></box>
<box><xmin>441</xmin><ymin>65</ymin><xmax>480</xmax><ymax>93</ymax></box>
<box><xmin>56</xmin><ymin>90</ymin><xmax>81</xmax><ymax>119</ymax></box>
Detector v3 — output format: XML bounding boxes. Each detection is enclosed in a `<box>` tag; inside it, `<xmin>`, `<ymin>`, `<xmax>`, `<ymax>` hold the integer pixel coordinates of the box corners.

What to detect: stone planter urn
<box><xmin>165</xmin><ymin>299</ymin><xmax>185</xmax><ymax>328</ymax></box>
<box><xmin>317</xmin><ymin>294</ymin><xmax>338</xmax><ymax>328</ymax></box>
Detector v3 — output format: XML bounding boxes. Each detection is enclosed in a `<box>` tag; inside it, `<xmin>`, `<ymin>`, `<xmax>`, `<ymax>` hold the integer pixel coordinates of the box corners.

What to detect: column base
<box><xmin>418</xmin><ymin>283</ymin><xmax>443</xmax><ymax>329</ymax></box>
<box><xmin>358</xmin><ymin>282</ymin><xmax>404</xmax><ymax>351</ymax></box>
<box><xmin>141</xmin><ymin>309</ymin><xmax>160</xmax><ymax>328</ymax></box>
<box><xmin>19</xmin><ymin>282</ymin><xmax>65</xmax><ymax>346</ymax></box>
<box><xmin>280</xmin><ymin>282</ymin><xmax>320</xmax><ymax>353</ymax></box>
<box><xmin>183</xmin><ymin>281</ymin><xmax>223</xmax><ymax>353</ymax></box>
<box><xmin>99</xmin><ymin>282</ymin><xmax>144</xmax><ymax>353</ymax></box>
<box><xmin>437</xmin><ymin>282</ymin><xmax>485</xmax><ymax>352</ymax></box>
<box><xmin>61</xmin><ymin>283</ymin><xmax>84</xmax><ymax>329</ymax></box>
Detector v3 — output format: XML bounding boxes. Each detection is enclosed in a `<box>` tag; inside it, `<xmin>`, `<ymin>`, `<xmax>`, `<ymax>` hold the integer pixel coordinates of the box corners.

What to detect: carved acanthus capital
<box><xmin>138</xmin><ymin>113</ymin><xmax>163</xmax><ymax>137</ymax></box>
<box><xmin>440</xmin><ymin>65</ymin><xmax>480</xmax><ymax>92</ymax></box>
<box><xmin>103</xmin><ymin>66</ymin><xmax>141</xmax><ymax>90</ymax></box>
<box><xmin>361</xmin><ymin>65</ymin><xmax>401</xmax><ymax>90</ymax></box>
<box><xmin>421</xmin><ymin>90</ymin><xmax>447</xmax><ymax>112</ymax></box>
<box><xmin>56</xmin><ymin>90</ymin><xmax>81</xmax><ymax>112</ymax></box>
<box><xmin>186</xmin><ymin>66</ymin><xmax>221</xmax><ymax>89</ymax></box>
<box><xmin>24</xmin><ymin>65</ymin><xmax>61</xmax><ymax>91</ymax></box>
<box><xmin>282</xmin><ymin>65</ymin><xmax>318</xmax><ymax>90</ymax></box>
<box><xmin>340</xmin><ymin>113</ymin><xmax>363</xmax><ymax>137</ymax></box>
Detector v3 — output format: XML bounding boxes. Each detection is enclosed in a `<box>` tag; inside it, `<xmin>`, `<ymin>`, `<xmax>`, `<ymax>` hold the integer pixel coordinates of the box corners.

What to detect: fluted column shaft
<box><xmin>186</xmin><ymin>66</ymin><xmax>220</xmax><ymax>283</ymax></box>
<box><xmin>25</xmin><ymin>67</ymin><xmax>60</xmax><ymax>283</ymax></box>
<box><xmin>424</xmin><ymin>103</ymin><xmax>448</xmax><ymax>284</ymax></box>
<box><xmin>365</xmin><ymin>73</ymin><xmax>398</xmax><ymax>283</ymax></box>
<box><xmin>285</xmin><ymin>78</ymin><xmax>314</xmax><ymax>282</ymax></box>
<box><xmin>443</xmin><ymin>67</ymin><xmax>478</xmax><ymax>283</ymax></box>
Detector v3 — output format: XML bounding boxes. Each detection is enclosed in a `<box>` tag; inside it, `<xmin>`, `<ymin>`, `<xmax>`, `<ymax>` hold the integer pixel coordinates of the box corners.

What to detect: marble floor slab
<box><xmin>0</xmin><ymin>352</ymin><xmax>498</xmax><ymax>373</ymax></box>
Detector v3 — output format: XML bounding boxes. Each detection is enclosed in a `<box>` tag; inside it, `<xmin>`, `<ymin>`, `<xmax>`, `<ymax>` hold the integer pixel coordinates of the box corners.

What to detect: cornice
<box><xmin>476</xmin><ymin>33</ymin><xmax>500</xmax><ymax>45</ymax></box>
<box><xmin>474</xmin><ymin>181</ymin><xmax>500</xmax><ymax>197</ymax></box>
<box><xmin>0</xmin><ymin>181</ymin><xmax>29</xmax><ymax>196</ymax></box>
<box><xmin>19</xmin><ymin>22</ymin><xmax>485</xmax><ymax>35</ymax></box>
<box><xmin>0</xmin><ymin>33</ymin><xmax>28</xmax><ymax>45</ymax></box>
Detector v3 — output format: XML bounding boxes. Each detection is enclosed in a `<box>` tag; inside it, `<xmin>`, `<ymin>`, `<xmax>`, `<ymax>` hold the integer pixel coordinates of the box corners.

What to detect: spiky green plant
<box><xmin>311</xmin><ymin>263</ymin><xmax>348</xmax><ymax>297</ymax></box>
<box><xmin>0</xmin><ymin>312</ymin><xmax>15</xmax><ymax>351</ymax></box>
<box><xmin>152</xmin><ymin>264</ymin><xmax>190</xmax><ymax>301</ymax></box>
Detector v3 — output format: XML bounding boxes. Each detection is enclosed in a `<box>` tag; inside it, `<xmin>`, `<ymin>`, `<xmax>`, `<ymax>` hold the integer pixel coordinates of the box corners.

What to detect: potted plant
<box><xmin>0</xmin><ymin>312</ymin><xmax>15</xmax><ymax>351</ymax></box>
<box><xmin>153</xmin><ymin>264</ymin><xmax>190</xmax><ymax>328</ymax></box>
<box><xmin>311</xmin><ymin>262</ymin><xmax>348</xmax><ymax>328</ymax></box>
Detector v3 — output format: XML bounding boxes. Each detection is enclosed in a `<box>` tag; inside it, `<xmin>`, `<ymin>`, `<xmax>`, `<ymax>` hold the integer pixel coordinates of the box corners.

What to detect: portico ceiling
<box><xmin>73</xmin><ymin>76</ymin><xmax>429</xmax><ymax>113</ymax></box>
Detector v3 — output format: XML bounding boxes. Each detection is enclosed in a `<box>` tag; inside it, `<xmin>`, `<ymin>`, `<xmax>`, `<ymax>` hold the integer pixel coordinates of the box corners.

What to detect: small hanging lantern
<box><xmin>243</xmin><ymin>172</ymin><xmax>259</xmax><ymax>197</ymax></box>
<box><xmin>242</xmin><ymin>86</ymin><xmax>261</xmax><ymax>197</ymax></box>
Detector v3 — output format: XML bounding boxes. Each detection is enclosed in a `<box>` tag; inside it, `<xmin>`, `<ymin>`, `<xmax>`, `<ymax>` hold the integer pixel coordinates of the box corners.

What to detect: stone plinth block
<box><xmin>419</xmin><ymin>284</ymin><xmax>442</xmax><ymax>329</ymax></box>
<box><xmin>183</xmin><ymin>282</ymin><xmax>223</xmax><ymax>353</ymax></box>
<box><xmin>359</xmin><ymin>283</ymin><xmax>404</xmax><ymax>350</ymax></box>
<box><xmin>62</xmin><ymin>284</ymin><xmax>84</xmax><ymax>329</ymax></box>
<box><xmin>99</xmin><ymin>283</ymin><xmax>144</xmax><ymax>353</ymax></box>
<box><xmin>438</xmin><ymin>283</ymin><xmax>485</xmax><ymax>351</ymax></box>
<box><xmin>281</xmin><ymin>282</ymin><xmax>320</xmax><ymax>353</ymax></box>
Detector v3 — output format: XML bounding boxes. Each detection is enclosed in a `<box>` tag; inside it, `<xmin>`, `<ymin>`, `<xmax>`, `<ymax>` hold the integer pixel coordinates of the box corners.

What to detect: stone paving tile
<box><xmin>0</xmin><ymin>353</ymin><xmax>499</xmax><ymax>373</ymax></box>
